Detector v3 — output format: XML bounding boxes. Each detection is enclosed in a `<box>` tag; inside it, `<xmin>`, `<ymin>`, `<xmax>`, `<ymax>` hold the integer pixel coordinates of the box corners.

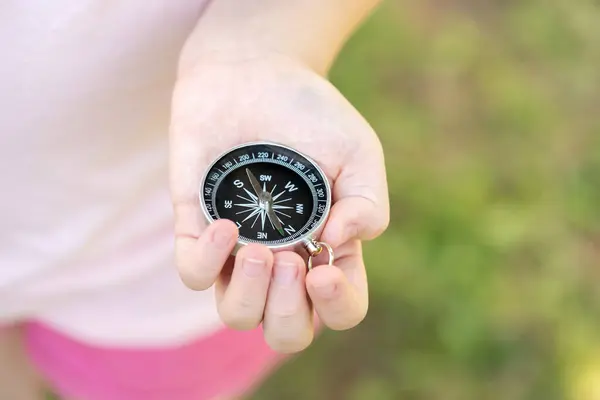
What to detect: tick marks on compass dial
<box><xmin>201</xmin><ymin>144</ymin><xmax>330</xmax><ymax>246</ymax></box>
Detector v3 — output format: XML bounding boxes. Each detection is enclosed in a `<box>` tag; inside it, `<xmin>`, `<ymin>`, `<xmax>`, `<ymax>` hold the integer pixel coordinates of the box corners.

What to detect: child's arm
<box><xmin>170</xmin><ymin>0</ymin><xmax>389</xmax><ymax>353</ymax></box>
<box><xmin>180</xmin><ymin>0</ymin><xmax>382</xmax><ymax>75</ymax></box>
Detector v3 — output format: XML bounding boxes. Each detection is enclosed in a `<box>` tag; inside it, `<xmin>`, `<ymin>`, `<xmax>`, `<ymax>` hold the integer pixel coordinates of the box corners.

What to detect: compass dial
<box><xmin>200</xmin><ymin>142</ymin><xmax>331</xmax><ymax>247</ymax></box>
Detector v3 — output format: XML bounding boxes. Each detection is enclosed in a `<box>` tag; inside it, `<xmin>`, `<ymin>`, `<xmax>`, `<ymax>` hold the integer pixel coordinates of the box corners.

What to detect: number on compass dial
<box><xmin>201</xmin><ymin>143</ymin><xmax>330</xmax><ymax>247</ymax></box>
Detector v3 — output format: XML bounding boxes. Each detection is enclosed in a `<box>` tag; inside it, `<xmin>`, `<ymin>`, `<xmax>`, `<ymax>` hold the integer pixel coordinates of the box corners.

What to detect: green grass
<box><xmin>252</xmin><ymin>1</ymin><xmax>600</xmax><ymax>399</ymax></box>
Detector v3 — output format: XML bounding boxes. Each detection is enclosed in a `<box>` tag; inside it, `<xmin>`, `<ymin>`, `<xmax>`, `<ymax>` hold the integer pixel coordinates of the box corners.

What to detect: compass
<box><xmin>199</xmin><ymin>141</ymin><xmax>333</xmax><ymax>267</ymax></box>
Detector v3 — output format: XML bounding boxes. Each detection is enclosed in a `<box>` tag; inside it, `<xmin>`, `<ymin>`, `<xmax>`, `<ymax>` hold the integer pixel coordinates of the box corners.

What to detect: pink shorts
<box><xmin>14</xmin><ymin>321</ymin><xmax>282</xmax><ymax>400</ymax></box>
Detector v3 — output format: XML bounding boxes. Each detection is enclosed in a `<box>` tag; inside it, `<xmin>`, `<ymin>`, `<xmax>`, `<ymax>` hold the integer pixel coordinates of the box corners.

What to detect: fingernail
<box><xmin>213</xmin><ymin>230</ymin><xmax>233</xmax><ymax>248</ymax></box>
<box><xmin>273</xmin><ymin>262</ymin><xmax>298</xmax><ymax>285</ymax></box>
<box><xmin>243</xmin><ymin>258</ymin><xmax>266</xmax><ymax>277</ymax></box>
<box><xmin>312</xmin><ymin>283</ymin><xmax>337</xmax><ymax>299</ymax></box>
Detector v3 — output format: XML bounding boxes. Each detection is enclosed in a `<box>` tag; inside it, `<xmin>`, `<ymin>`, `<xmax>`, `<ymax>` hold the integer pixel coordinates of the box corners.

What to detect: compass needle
<box><xmin>245</xmin><ymin>168</ymin><xmax>263</xmax><ymax>197</ymax></box>
<box><xmin>265</xmin><ymin>198</ymin><xmax>286</xmax><ymax>237</ymax></box>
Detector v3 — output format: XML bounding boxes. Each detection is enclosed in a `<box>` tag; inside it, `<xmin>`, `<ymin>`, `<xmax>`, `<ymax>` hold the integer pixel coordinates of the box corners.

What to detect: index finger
<box><xmin>169</xmin><ymin>91</ymin><xmax>242</xmax><ymax>288</ymax></box>
<box><xmin>320</xmin><ymin>133</ymin><xmax>390</xmax><ymax>249</ymax></box>
<box><xmin>175</xmin><ymin>219</ymin><xmax>239</xmax><ymax>290</ymax></box>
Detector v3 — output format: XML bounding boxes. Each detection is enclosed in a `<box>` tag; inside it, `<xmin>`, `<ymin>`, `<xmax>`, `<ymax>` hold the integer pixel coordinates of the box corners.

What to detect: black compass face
<box><xmin>201</xmin><ymin>143</ymin><xmax>330</xmax><ymax>246</ymax></box>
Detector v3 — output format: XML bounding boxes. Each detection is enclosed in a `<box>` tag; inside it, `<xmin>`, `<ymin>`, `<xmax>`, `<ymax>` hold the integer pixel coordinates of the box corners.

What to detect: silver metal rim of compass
<box><xmin>198</xmin><ymin>140</ymin><xmax>332</xmax><ymax>256</ymax></box>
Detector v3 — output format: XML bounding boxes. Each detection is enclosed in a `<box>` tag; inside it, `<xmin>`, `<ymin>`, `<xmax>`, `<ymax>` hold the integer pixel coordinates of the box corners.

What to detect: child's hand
<box><xmin>169</xmin><ymin>55</ymin><xmax>389</xmax><ymax>353</ymax></box>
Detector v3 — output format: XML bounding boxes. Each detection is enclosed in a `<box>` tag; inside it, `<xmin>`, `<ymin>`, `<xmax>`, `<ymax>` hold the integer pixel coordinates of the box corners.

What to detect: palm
<box><xmin>169</xmin><ymin>56</ymin><xmax>389</xmax><ymax>353</ymax></box>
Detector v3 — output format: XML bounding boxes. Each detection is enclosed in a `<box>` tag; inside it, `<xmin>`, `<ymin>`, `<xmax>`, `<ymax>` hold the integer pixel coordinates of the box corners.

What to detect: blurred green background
<box><xmin>252</xmin><ymin>1</ymin><xmax>600</xmax><ymax>399</ymax></box>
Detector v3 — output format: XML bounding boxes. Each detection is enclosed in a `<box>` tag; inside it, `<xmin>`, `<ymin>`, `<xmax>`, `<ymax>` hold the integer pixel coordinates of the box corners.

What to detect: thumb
<box><xmin>320</xmin><ymin>147</ymin><xmax>390</xmax><ymax>249</ymax></box>
<box><xmin>321</xmin><ymin>195</ymin><xmax>389</xmax><ymax>249</ymax></box>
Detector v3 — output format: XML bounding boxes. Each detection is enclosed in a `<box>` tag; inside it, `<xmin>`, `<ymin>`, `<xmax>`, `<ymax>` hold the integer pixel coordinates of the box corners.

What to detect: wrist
<box><xmin>178</xmin><ymin>38</ymin><xmax>305</xmax><ymax>75</ymax></box>
<box><xmin>178</xmin><ymin>30</ymin><xmax>331</xmax><ymax>79</ymax></box>
<box><xmin>178</xmin><ymin>0</ymin><xmax>382</xmax><ymax>77</ymax></box>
